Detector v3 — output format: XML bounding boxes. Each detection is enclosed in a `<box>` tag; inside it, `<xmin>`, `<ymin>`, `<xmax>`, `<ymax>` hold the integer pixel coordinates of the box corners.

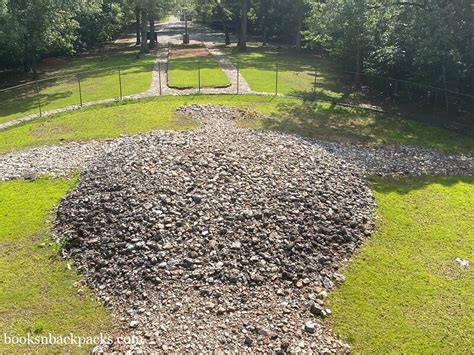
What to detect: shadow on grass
<box><xmin>168</xmin><ymin>58</ymin><xmax>229</xmax><ymax>88</ymax></box>
<box><xmin>257</xmin><ymin>99</ymin><xmax>474</xmax><ymax>153</ymax></box>
<box><xmin>257</xmin><ymin>99</ymin><xmax>377</xmax><ymax>144</ymax></box>
<box><xmin>0</xmin><ymin>64</ymin><xmax>154</xmax><ymax>121</ymax></box>
<box><xmin>370</xmin><ymin>175</ymin><xmax>474</xmax><ymax>195</ymax></box>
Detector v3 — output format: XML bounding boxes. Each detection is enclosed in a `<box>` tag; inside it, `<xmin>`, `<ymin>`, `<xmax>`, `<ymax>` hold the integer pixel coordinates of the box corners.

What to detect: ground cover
<box><xmin>222</xmin><ymin>45</ymin><xmax>351</xmax><ymax>99</ymax></box>
<box><xmin>0</xmin><ymin>51</ymin><xmax>155</xmax><ymax>125</ymax></box>
<box><xmin>328</xmin><ymin>176</ymin><xmax>474</xmax><ymax>353</ymax></box>
<box><xmin>168</xmin><ymin>57</ymin><xmax>230</xmax><ymax>89</ymax></box>
<box><xmin>0</xmin><ymin>95</ymin><xmax>472</xmax><ymax>155</ymax></box>
<box><xmin>0</xmin><ymin>177</ymin><xmax>114</xmax><ymax>353</ymax></box>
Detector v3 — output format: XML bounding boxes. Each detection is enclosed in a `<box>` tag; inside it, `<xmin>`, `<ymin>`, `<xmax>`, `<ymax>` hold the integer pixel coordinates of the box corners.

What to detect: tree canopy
<box><xmin>0</xmin><ymin>0</ymin><xmax>472</xmax><ymax>95</ymax></box>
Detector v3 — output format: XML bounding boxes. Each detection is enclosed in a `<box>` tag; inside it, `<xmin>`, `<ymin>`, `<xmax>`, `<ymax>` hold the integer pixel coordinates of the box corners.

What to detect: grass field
<box><xmin>0</xmin><ymin>51</ymin><xmax>155</xmax><ymax>125</ymax></box>
<box><xmin>329</xmin><ymin>176</ymin><xmax>474</xmax><ymax>352</ymax></box>
<box><xmin>168</xmin><ymin>57</ymin><xmax>230</xmax><ymax>89</ymax></box>
<box><xmin>237</xmin><ymin>98</ymin><xmax>474</xmax><ymax>154</ymax></box>
<box><xmin>223</xmin><ymin>45</ymin><xmax>349</xmax><ymax>99</ymax></box>
<box><xmin>0</xmin><ymin>177</ymin><xmax>114</xmax><ymax>353</ymax></box>
<box><xmin>0</xmin><ymin>95</ymin><xmax>472</xmax><ymax>155</ymax></box>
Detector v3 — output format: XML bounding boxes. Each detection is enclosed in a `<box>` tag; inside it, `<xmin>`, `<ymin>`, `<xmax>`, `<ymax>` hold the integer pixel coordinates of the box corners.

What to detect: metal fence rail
<box><xmin>0</xmin><ymin>63</ymin><xmax>155</xmax><ymax>121</ymax></box>
<box><xmin>1</xmin><ymin>60</ymin><xmax>472</xmax><ymax>132</ymax></box>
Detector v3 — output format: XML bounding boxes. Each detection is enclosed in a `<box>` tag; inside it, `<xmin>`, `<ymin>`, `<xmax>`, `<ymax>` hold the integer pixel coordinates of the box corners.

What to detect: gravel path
<box><xmin>151</xmin><ymin>20</ymin><xmax>251</xmax><ymax>96</ymax></box>
<box><xmin>0</xmin><ymin>19</ymin><xmax>252</xmax><ymax>131</ymax></box>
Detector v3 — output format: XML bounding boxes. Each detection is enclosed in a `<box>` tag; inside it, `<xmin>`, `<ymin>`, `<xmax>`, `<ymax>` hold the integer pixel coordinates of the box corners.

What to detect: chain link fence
<box><xmin>232</xmin><ymin>60</ymin><xmax>473</xmax><ymax>133</ymax></box>
<box><xmin>0</xmin><ymin>63</ymin><xmax>155</xmax><ymax>125</ymax></box>
<box><xmin>1</xmin><ymin>60</ymin><xmax>472</xmax><ymax>133</ymax></box>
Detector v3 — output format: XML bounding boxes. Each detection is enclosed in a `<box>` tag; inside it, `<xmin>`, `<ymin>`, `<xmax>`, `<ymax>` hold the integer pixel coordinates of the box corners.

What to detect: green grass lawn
<box><xmin>329</xmin><ymin>176</ymin><xmax>474</xmax><ymax>352</ymax></box>
<box><xmin>168</xmin><ymin>57</ymin><xmax>230</xmax><ymax>89</ymax></box>
<box><xmin>0</xmin><ymin>177</ymin><xmax>114</xmax><ymax>352</ymax></box>
<box><xmin>223</xmin><ymin>45</ymin><xmax>350</xmax><ymax>99</ymax></box>
<box><xmin>0</xmin><ymin>51</ymin><xmax>155</xmax><ymax>125</ymax></box>
<box><xmin>0</xmin><ymin>95</ymin><xmax>472</xmax><ymax>155</ymax></box>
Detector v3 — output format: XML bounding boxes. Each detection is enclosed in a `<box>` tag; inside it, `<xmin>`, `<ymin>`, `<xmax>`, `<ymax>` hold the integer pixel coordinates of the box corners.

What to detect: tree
<box><xmin>140</xmin><ymin>6</ymin><xmax>148</xmax><ymax>53</ymax></box>
<box><xmin>7</xmin><ymin>0</ymin><xmax>80</xmax><ymax>75</ymax></box>
<box><xmin>306</xmin><ymin>0</ymin><xmax>473</xmax><ymax>94</ymax></box>
<box><xmin>215</xmin><ymin>0</ymin><xmax>232</xmax><ymax>45</ymax></box>
<box><xmin>76</xmin><ymin>0</ymin><xmax>126</xmax><ymax>50</ymax></box>
<box><xmin>148</xmin><ymin>0</ymin><xmax>173</xmax><ymax>48</ymax></box>
<box><xmin>294</xmin><ymin>0</ymin><xmax>304</xmax><ymax>49</ymax></box>
<box><xmin>239</xmin><ymin>0</ymin><xmax>248</xmax><ymax>50</ymax></box>
<box><xmin>135</xmin><ymin>5</ymin><xmax>141</xmax><ymax>45</ymax></box>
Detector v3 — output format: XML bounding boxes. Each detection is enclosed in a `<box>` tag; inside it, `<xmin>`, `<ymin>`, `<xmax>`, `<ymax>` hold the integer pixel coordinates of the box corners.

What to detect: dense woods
<box><xmin>0</xmin><ymin>0</ymin><xmax>172</xmax><ymax>74</ymax></box>
<box><xmin>0</xmin><ymin>0</ymin><xmax>472</xmax><ymax>94</ymax></box>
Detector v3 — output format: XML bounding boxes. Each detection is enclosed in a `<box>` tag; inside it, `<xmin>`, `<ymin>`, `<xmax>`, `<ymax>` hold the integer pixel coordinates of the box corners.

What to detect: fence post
<box><xmin>118</xmin><ymin>67</ymin><xmax>123</xmax><ymax>100</ymax></box>
<box><xmin>198</xmin><ymin>61</ymin><xmax>201</xmax><ymax>93</ymax></box>
<box><xmin>77</xmin><ymin>74</ymin><xmax>83</xmax><ymax>107</ymax></box>
<box><xmin>35</xmin><ymin>80</ymin><xmax>42</xmax><ymax>117</ymax></box>
<box><xmin>158</xmin><ymin>61</ymin><xmax>162</xmax><ymax>96</ymax></box>
<box><xmin>313</xmin><ymin>65</ymin><xmax>317</xmax><ymax>95</ymax></box>
<box><xmin>275</xmin><ymin>63</ymin><xmax>279</xmax><ymax>96</ymax></box>
<box><xmin>236</xmin><ymin>61</ymin><xmax>240</xmax><ymax>95</ymax></box>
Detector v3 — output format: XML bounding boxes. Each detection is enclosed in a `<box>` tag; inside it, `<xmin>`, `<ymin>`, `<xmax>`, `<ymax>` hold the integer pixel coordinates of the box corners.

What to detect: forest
<box><xmin>0</xmin><ymin>0</ymin><xmax>472</xmax><ymax>95</ymax></box>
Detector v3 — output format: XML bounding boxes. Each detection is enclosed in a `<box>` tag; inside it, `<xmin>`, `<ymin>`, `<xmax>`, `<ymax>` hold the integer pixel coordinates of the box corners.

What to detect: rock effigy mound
<box><xmin>54</xmin><ymin>105</ymin><xmax>375</xmax><ymax>352</ymax></box>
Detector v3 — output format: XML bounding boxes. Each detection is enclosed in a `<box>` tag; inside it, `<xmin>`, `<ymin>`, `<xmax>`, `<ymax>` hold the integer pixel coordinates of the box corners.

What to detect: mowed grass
<box><xmin>0</xmin><ymin>177</ymin><xmax>114</xmax><ymax>353</ymax></box>
<box><xmin>168</xmin><ymin>57</ymin><xmax>230</xmax><ymax>88</ymax></box>
<box><xmin>223</xmin><ymin>45</ymin><xmax>349</xmax><ymax>99</ymax></box>
<box><xmin>0</xmin><ymin>95</ymin><xmax>472</xmax><ymax>155</ymax></box>
<box><xmin>238</xmin><ymin>98</ymin><xmax>474</xmax><ymax>154</ymax></box>
<box><xmin>329</xmin><ymin>176</ymin><xmax>474</xmax><ymax>353</ymax></box>
<box><xmin>0</xmin><ymin>51</ymin><xmax>155</xmax><ymax>125</ymax></box>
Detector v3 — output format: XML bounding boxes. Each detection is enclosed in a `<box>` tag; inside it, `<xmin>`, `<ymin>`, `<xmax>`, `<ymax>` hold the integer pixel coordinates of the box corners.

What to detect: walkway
<box><xmin>0</xmin><ymin>18</ymin><xmax>251</xmax><ymax>131</ymax></box>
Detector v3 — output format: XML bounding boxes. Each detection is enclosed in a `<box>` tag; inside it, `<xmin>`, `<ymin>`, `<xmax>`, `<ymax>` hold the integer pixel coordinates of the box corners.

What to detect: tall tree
<box><xmin>140</xmin><ymin>6</ymin><xmax>148</xmax><ymax>52</ymax></box>
<box><xmin>135</xmin><ymin>5</ymin><xmax>141</xmax><ymax>45</ymax></box>
<box><xmin>294</xmin><ymin>0</ymin><xmax>304</xmax><ymax>49</ymax></box>
<box><xmin>146</xmin><ymin>0</ymin><xmax>173</xmax><ymax>48</ymax></box>
<box><xmin>239</xmin><ymin>0</ymin><xmax>248</xmax><ymax>50</ymax></box>
<box><xmin>306</xmin><ymin>0</ymin><xmax>473</xmax><ymax>93</ymax></box>
<box><xmin>7</xmin><ymin>0</ymin><xmax>80</xmax><ymax>75</ymax></box>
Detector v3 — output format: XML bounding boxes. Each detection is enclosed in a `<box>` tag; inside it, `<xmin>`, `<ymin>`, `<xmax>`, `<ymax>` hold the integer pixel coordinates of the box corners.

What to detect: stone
<box><xmin>51</xmin><ymin>104</ymin><xmax>382</xmax><ymax>353</ymax></box>
<box><xmin>455</xmin><ymin>257</ymin><xmax>470</xmax><ymax>268</ymax></box>
<box><xmin>305</xmin><ymin>321</ymin><xmax>316</xmax><ymax>334</ymax></box>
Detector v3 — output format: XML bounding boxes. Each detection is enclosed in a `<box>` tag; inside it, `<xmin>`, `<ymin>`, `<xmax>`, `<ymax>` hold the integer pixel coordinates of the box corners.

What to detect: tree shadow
<box><xmin>0</xmin><ymin>86</ymin><xmax>75</xmax><ymax>118</ymax></box>
<box><xmin>257</xmin><ymin>99</ymin><xmax>379</xmax><ymax>144</ymax></box>
<box><xmin>168</xmin><ymin>58</ymin><xmax>229</xmax><ymax>88</ymax></box>
<box><xmin>370</xmin><ymin>175</ymin><xmax>474</xmax><ymax>195</ymax></box>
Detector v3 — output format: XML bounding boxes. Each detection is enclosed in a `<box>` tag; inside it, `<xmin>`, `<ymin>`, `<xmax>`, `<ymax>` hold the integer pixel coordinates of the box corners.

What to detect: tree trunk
<box><xmin>295</xmin><ymin>0</ymin><xmax>304</xmax><ymax>50</ymax></box>
<box><xmin>262</xmin><ymin>13</ymin><xmax>267</xmax><ymax>46</ymax></box>
<box><xmin>149</xmin><ymin>17</ymin><xmax>156</xmax><ymax>48</ymax></box>
<box><xmin>218</xmin><ymin>4</ymin><xmax>231</xmax><ymax>45</ymax></box>
<box><xmin>140</xmin><ymin>9</ymin><xmax>149</xmax><ymax>53</ymax></box>
<box><xmin>135</xmin><ymin>7</ymin><xmax>141</xmax><ymax>45</ymax></box>
<box><xmin>239</xmin><ymin>0</ymin><xmax>248</xmax><ymax>51</ymax></box>
<box><xmin>223</xmin><ymin>23</ymin><xmax>231</xmax><ymax>45</ymax></box>
<box><xmin>355</xmin><ymin>43</ymin><xmax>363</xmax><ymax>88</ymax></box>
